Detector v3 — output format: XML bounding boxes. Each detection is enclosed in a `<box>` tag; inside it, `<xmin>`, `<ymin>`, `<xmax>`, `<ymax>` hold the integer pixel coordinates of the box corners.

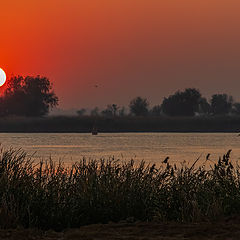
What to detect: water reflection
<box><xmin>0</xmin><ymin>133</ymin><xmax>239</xmax><ymax>165</ymax></box>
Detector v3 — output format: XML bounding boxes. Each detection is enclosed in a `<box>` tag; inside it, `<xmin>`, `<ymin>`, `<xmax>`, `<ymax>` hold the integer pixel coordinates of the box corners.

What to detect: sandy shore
<box><xmin>1</xmin><ymin>218</ymin><xmax>240</xmax><ymax>240</ymax></box>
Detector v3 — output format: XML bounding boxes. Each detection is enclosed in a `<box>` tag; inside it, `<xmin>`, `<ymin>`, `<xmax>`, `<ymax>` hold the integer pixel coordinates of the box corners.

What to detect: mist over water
<box><xmin>0</xmin><ymin>133</ymin><xmax>239</xmax><ymax>165</ymax></box>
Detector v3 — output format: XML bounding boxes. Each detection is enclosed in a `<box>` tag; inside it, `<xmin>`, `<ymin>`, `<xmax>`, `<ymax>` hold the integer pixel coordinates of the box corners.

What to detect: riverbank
<box><xmin>2</xmin><ymin>219</ymin><xmax>240</xmax><ymax>240</ymax></box>
<box><xmin>0</xmin><ymin>115</ymin><xmax>240</xmax><ymax>132</ymax></box>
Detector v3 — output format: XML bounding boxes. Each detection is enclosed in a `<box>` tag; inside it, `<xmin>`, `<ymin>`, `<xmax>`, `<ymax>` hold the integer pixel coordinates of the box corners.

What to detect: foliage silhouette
<box><xmin>199</xmin><ymin>97</ymin><xmax>211</xmax><ymax>115</ymax></box>
<box><xmin>1</xmin><ymin>148</ymin><xmax>240</xmax><ymax>230</ymax></box>
<box><xmin>232</xmin><ymin>103</ymin><xmax>240</xmax><ymax>115</ymax></box>
<box><xmin>90</xmin><ymin>107</ymin><xmax>99</xmax><ymax>116</ymax></box>
<box><xmin>210</xmin><ymin>94</ymin><xmax>233</xmax><ymax>115</ymax></box>
<box><xmin>151</xmin><ymin>105</ymin><xmax>162</xmax><ymax>116</ymax></box>
<box><xmin>118</xmin><ymin>106</ymin><xmax>126</xmax><ymax>116</ymax></box>
<box><xmin>129</xmin><ymin>97</ymin><xmax>149</xmax><ymax>116</ymax></box>
<box><xmin>101</xmin><ymin>104</ymin><xmax>119</xmax><ymax>117</ymax></box>
<box><xmin>161</xmin><ymin>88</ymin><xmax>202</xmax><ymax>116</ymax></box>
<box><xmin>0</xmin><ymin>75</ymin><xmax>58</xmax><ymax>117</ymax></box>
<box><xmin>77</xmin><ymin>108</ymin><xmax>87</xmax><ymax>116</ymax></box>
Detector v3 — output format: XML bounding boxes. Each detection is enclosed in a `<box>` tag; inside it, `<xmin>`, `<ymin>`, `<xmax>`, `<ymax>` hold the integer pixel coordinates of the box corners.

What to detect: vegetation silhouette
<box><xmin>0</xmin><ymin>75</ymin><xmax>58</xmax><ymax>117</ymax></box>
<box><xmin>233</xmin><ymin>103</ymin><xmax>240</xmax><ymax>115</ymax></box>
<box><xmin>90</xmin><ymin>107</ymin><xmax>99</xmax><ymax>116</ymax></box>
<box><xmin>77</xmin><ymin>108</ymin><xmax>86</xmax><ymax>116</ymax></box>
<box><xmin>101</xmin><ymin>104</ymin><xmax>119</xmax><ymax>117</ymax></box>
<box><xmin>0</xmin><ymin>115</ymin><xmax>238</xmax><ymax>132</ymax></box>
<box><xmin>161</xmin><ymin>88</ymin><xmax>202</xmax><ymax>116</ymax></box>
<box><xmin>129</xmin><ymin>97</ymin><xmax>149</xmax><ymax>116</ymax></box>
<box><xmin>1</xmin><ymin>148</ymin><xmax>240</xmax><ymax>230</ymax></box>
<box><xmin>150</xmin><ymin>105</ymin><xmax>161</xmax><ymax>116</ymax></box>
<box><xmin>210</xmin><ymin>94</ymin><xmax>233</xmax><ymax>115</ymax></box>
<box><xmin>83</xmin><ymin>88</ymin><xmax>239</xmax><ymax>118</ymax></box>
<box><xmin>199</xmin><ymin>97</ymin><xmax>211</xmax><ymax>115</ymax></box>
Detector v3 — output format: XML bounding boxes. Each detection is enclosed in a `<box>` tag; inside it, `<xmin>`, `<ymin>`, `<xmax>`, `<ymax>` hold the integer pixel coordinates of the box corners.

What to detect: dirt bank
<box><xmin>1</xmin><ymin>218</ymin><xmax>240</xmax><ymax>240</ymax></box>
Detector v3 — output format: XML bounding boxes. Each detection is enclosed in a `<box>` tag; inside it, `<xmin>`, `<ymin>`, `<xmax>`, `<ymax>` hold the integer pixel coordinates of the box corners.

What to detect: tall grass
<box><xmin>1</xmin><ymin>148</ymin><xmax>240</xmax><ymax>230</ymax></box>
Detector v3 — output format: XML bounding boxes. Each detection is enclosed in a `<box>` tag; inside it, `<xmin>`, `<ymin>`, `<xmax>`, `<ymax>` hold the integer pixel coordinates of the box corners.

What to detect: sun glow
<box><xmin>0</xmin><ymin>68</ymin><xmax>6</xmax><ymax>87</ymax></box>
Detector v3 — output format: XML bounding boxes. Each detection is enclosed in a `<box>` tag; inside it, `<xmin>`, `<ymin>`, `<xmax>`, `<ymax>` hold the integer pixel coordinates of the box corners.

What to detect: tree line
<box><xmin>78</xmin><ymin>88</ymin><xmax>240</xmax><ymax>117</ymax></box>
<box><xmin>1</xmin><ymin>76</ymin><xmax>239</xmax><ymax>118</ymax></box>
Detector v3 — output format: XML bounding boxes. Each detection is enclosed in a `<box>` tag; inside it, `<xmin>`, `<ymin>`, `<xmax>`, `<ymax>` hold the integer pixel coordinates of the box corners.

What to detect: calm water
<box><xmin>0</xmin><ymin>133</ymin><xmax>239</xmax><ymax>165</ymax></box>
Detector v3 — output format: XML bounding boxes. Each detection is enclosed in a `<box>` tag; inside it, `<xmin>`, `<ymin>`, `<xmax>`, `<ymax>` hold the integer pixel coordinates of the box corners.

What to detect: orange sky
<box><xmin>1</xmin><ymin>0</ymin><xmax>240</xmax><ymax>109</ymax></box>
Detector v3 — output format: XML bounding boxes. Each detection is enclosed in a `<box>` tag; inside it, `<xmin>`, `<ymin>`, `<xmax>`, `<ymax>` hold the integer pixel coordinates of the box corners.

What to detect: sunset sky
<box><xmin>1</xmin><ymin>0</ymin><xmax>240</xmax><ymax>109</ymax></box>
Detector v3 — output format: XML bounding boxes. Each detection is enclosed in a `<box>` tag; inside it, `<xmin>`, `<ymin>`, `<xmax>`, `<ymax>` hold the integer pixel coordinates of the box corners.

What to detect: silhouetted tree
<box><xmin>118</xmin><ymin>107</ymin><xmax>126</xmax><ymax>117</ymax></box>
<box><xmin>161</xmin><ymin>88</ymin><xmax>201</xmax><ymax>116</ymax></box>
<box><xmin>1</xmin><ymin>75</ymin><xmax>58</xmax><ymax>116</ymax></box>
<box><xmin>101</xmin><ymin>104</ymin><xmax>119</xmax><ymax>117</ymax></box>
<box><xmin>232</xmin><ymin>103</ymin><xmax>240</xmax><ymax>115</ymax></box>
<box><xmin>210</xmin><ymin>94</ymin><xmax>233</xmax><ymax>115</ymax></box>
<box><xmin>111</xmin><ymin>104</ymin><xmax>119</xmax><ymax>116</ymax></box>
<box><xmin>199</xmin><ymin>98</ymin><xmax>211</xmax><ymax>115</ymax></box>
<box><xmin>90</xmin><ymin>107</ymin><xmax>99</xmax><ymax>116</ymax></box>
<box><xmin>101</xmin><ymin>106</ymin><xmax>113</xmax><ymax>117</ymax></box>
<box><xmin>77</xmin><ymin>108</ymin><xmax>86</xmax><ymax>116</ymax></box>
<box><xmin>151</xmin><ymin>105</ymin><xmax>161</xmax><ymax>116</ymax></box>
<box><xmin>129</xmin><ymin>97</ymin><xmax>149</xmax><ymax>116</ymax></box>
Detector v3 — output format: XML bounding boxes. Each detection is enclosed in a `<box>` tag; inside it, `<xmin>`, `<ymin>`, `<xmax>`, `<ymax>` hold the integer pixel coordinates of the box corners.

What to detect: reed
<box><xmin>0</xmin><ymin>148</ymin><xmax>240</xmax><ymax>230</ymax></box>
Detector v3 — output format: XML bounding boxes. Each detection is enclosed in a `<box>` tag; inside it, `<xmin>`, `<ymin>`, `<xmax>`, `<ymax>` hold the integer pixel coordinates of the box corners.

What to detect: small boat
<box><xmin>92</xmin><ymin>126</ymin><xmax>98</xmax><ymax>135</ymax></box>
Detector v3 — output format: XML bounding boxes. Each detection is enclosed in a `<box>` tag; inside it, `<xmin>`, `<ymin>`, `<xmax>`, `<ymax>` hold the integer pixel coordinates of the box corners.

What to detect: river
<box><xmin>0</xmin><ymin>132</ymin><xmax>239</xmax><ymax>165</ymax></box>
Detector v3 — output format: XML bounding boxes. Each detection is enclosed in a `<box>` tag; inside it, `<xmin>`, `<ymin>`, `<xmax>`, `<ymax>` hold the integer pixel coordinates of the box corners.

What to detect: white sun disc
<box><xmin>0</xmin><ymin>68</ymin><xmax>6</xmax><ymax>86</ymax></box>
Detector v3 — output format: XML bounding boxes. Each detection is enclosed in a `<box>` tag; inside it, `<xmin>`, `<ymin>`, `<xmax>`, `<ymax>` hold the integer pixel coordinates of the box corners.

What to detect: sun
<box><xmin>0</xmin><ymin>68</ymin><xmax>6</xmax><ymax>87</ymax></box>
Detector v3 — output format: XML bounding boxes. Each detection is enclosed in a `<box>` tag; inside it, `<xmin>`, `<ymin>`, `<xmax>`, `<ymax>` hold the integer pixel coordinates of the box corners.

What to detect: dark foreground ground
<box><xmin>1</xmin><ymin>218</ymin><xmax>240</xmax><ymax>240</ymax></box>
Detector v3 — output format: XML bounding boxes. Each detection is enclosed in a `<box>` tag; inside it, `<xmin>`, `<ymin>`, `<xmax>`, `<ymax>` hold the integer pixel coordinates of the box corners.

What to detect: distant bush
<box><xmin>101</xmin><ymin>104</ymin><xmax>119</xmax><ymax>117</ymax></box>
<box><xmin>150</xmin><ymin>105</ymin><xmax>161</xmax><ymax>116</ymax></box>
<box><xmin>1</xmin><ymin>148</ymin><xmax>240</xmax><ymax>230</ymax></box>
<box><xmin>76</xmin><ymin>108</ymin><xmax>86</xmax><ymax>116</ymax></box>
<box><xmin>0</xmin><ymin>115</ymin><xmax>239</xmax><ymax>132</ymax></box>
<box><xmin>161</xmin><ymin>88</ymin><xmax>202</xmax><ymax>116</ymax></box>
<box><xmin>129</xmin><ymin>97</ymin><xmax>149</xmax><ymax>116</ymax></box>
<box><xmin>210</xmin><ymin>94</ymin><xmax>233</xmax><ymax>115</ymax></box>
